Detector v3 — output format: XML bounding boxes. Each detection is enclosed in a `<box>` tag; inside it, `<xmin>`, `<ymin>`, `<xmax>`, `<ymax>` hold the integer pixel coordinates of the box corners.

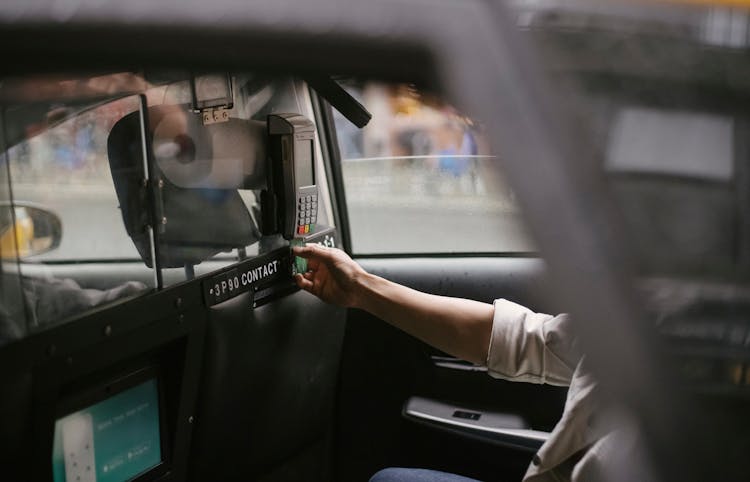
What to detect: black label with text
<box><xmin>202</xmin><ymin>247</ymin><xmax>291</xmax><ymax>306</ymax></box>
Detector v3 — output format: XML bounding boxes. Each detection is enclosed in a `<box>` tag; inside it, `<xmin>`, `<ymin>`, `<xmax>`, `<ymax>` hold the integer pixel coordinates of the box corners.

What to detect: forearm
<box><xmin>353</xmin><ymin>272</ymin><xmax>494</xmax><ymax>365</ymax></box>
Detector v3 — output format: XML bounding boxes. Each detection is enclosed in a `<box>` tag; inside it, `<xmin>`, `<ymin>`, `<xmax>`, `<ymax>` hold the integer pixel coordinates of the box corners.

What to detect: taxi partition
<box><xmin>0</xmin><ymin>72</ymin><xmax>346</xmax><ymax>482</ymax></box>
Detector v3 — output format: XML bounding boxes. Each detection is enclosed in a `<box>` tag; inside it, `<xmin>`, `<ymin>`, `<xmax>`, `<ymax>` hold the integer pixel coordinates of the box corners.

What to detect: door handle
<box><xmin>403</xmin><ymin>396</ymin><xmax>549</xmax><ymax>452</ymax></box>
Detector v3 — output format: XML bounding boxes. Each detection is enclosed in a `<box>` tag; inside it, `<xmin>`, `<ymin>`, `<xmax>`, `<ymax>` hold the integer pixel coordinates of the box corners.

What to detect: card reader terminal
<box><xmin>264</xmin><ymin>113</ymin><xmax>318</xmax><ymax>240</ymax></box>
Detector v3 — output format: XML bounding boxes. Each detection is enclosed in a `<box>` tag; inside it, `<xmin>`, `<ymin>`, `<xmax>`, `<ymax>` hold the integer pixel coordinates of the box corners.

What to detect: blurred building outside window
<box><xmin>335</xmin><ymin>82</ymin><xmax>534</xmax><ymax>254</ymax></box>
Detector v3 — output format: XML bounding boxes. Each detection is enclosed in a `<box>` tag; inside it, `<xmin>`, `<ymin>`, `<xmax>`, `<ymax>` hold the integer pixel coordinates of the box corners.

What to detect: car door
<box><xmin>316</xmin><ymin>82</ymin><xmax>568</xmax><ymax>482</ymax></box>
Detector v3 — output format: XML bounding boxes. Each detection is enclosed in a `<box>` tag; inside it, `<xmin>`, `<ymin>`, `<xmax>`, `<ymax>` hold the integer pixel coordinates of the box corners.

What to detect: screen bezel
<box><xmin>53</xmin><ymin>365</ymin><xmax>169</xmax><ymax>482</ymax></box>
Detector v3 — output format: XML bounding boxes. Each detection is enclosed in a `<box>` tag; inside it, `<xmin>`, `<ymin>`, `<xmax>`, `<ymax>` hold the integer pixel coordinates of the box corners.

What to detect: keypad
<box><xmin>296</xmin><ymin>193</ymin><xmax>318</xmax><ymax>235</ymax></box>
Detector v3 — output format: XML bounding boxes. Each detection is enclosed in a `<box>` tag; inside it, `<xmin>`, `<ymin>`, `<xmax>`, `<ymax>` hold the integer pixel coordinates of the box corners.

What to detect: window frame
<box><xmin>311</xmin><ymin>92</ymin><xmax>353</xmax><ymax>254</ymax></box>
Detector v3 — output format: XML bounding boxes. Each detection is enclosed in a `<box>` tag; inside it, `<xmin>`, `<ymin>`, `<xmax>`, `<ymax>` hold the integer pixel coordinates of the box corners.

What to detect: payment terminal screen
<box><xmin>52</xmin><ymin>379</ymin><xmax>162</xmax><ymax>482</ymax></box>
<box><xmin>294</xmin><ymin>139</ymin><xmax>314</xmax><ymax>187</ymax></box>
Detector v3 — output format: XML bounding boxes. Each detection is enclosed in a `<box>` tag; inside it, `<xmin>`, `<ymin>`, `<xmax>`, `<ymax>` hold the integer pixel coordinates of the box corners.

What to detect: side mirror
<box><xmin>0</xmin><ymin>202</ymin><xmax>62</xmax><ymax>259</ymax></box>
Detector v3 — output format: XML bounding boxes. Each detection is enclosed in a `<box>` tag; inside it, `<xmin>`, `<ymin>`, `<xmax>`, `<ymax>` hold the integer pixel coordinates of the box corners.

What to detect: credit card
<box><xmin>290</xmin><ymin>238</ymin><xmax>308</xmax><ymax>275</ymax></box>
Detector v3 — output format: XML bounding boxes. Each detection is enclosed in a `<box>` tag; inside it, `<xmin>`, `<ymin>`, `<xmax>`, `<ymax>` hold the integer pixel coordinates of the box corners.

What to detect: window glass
<box><xmin>335</xmin><ymin>83</ymin><xmax>534</xmax><ymax>255</ymax></box>
<box><xmin>7</xmin><ymin>96</ymin><xmax>142</xmax><ymax>261</ymax></box>
<box><xmin>0</xmin><ymin>126</ymin><xmax>26</xmax><ymax>345</ymax></box>
<box><xmin>0</xmin><ymin>83</ymin><xmax>152</xmax><ymax>340</ymax></box>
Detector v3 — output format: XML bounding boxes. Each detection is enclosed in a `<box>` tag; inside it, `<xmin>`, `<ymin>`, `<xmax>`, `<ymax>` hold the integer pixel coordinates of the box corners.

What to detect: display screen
<box><xmin>294</xmin><ymin>139</ymin><xmax>314</xmax><ymax>188</ymax></box>
<box><xmin>52</xmin><ymin>379</ymin><xmax>162</xmax><ymax>482</ymax></box>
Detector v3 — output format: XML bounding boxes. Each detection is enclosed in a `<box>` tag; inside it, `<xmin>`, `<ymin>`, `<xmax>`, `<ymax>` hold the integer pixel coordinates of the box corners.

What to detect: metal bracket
<box><xmin>201</xmin><ymin>107</ymin><xmax>230</xmax><ymax>125</ymax></box>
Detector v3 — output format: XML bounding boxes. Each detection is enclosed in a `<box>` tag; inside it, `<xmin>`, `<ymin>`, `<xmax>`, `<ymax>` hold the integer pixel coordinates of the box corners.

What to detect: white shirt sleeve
<box><xmin>486</xmin><ymin>299</ymin><xmax>578</xmax><ymax>386</ymax></box>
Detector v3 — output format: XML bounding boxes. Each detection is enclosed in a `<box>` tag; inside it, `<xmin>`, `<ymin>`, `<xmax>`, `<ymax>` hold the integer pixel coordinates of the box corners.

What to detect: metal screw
<box><xmin>188</xmin><ymin>416</ymin><xmax>194</xmax><ymax>424</ymax></box>
<box><xmin>161</xmin><ymin>217</ymin><xmax>168</xmax><ymax>225</ymax></box>
<box><xmin>175</xmin><ymin>297</ymin><xmax>183</xmax><ymax>309</ymax></box>
<box><xmin>103</xmin><ymin>325</ymin><xmax>112</xmax><ymax>337</ymax></box>
<box><xmin>158</xmin><ymin>179</ymin><xmax>164</xmax><ymax>188</ymax></box>
<box><xmin>142</xmin><ymin>178</ymin><xmax>148</xmax><ymax>187</ymax></box>
<box><xmin>178</xmin><ymin>314</ymin><xmax>185</xmax><ymax>324</ymax></box>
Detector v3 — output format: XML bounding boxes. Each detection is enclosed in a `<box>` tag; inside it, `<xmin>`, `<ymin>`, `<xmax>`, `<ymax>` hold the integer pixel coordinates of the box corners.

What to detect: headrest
<box><xmin>107</xmin><ymin>110</ymin><xmax>260</xmax><ymax>268</ymax></box>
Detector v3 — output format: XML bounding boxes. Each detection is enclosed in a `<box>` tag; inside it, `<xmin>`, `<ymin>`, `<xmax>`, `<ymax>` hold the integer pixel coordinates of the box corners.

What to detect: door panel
<box><xmin>191</xmin><ymin>288</ymin><xmax>346</xmax><ymax>480</ymax></box>
<box><xmin>335</xmin><ymin>257</ymin><xmax>567</xmax><ymax>482</ymax></box>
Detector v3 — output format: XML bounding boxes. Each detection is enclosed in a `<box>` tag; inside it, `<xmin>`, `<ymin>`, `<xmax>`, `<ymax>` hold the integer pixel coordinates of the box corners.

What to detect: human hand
<box><xmin>292</xmin><ymin>244</ymin><xmax>368</xmax><ymax>308</ymax></box>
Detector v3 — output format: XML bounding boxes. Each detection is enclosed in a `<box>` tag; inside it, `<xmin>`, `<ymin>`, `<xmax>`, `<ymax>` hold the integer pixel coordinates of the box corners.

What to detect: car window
<box><xmin>7</xmin><ymin>96</ymin><xmax>143</xmax><ymax>262</ymax></box>
<box><xmin>334</xmin><ymin>82</ymin><xmax>535</xmax><ymax>255</ymax></box>
<box><xmin>0</xmin><ymin>87</ymin><xmax>154</xmax><ymax>339</ymax></box>
<box><xmin>0</xmin><ymin>146</ymin><xmax>27</xmax><ymax>342</ymax></box>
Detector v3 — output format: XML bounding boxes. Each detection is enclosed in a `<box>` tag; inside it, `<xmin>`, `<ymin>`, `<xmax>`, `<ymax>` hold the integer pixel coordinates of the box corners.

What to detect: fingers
<box><xmin>292</xmin><ymin>243</ymin><xmax>337</xmax><ymax>262</ymax></box>
<box><xmin>292</xmin><ymin>243</ymin><xmax>321</xmax><ymax>258</ymax></box>
<box><xmin>306</xmin><ymin>256</ymin><xmax>322</xmax><ymax>272</ymax></box>
<box><xmin>294</xmin><ymin>273</ymin><xmax>314</xmax><ymax>291</ymax></box>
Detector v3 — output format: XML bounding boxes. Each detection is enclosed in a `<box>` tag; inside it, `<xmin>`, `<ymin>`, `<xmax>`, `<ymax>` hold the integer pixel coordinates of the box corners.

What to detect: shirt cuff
<box><xmin>486</xmin><ymin>298</ymin><xmax>548</xmax><ymax>383</ymax></box>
